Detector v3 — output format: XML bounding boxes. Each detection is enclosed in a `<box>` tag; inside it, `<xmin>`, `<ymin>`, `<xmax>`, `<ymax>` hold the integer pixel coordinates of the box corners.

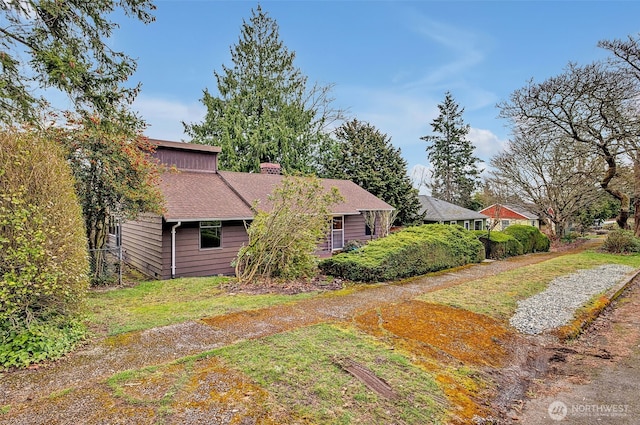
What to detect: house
<box><xmin>418</xmin><ymin>195</ymin><xmax>488</xmax><ymax>231</ymax></box>
<box><xmin>117</xmin><ymin>140</ymin><xmax>394</xmax><ymax>279</ymax></box>
<box><xmin>479</xmin><ymin>204</ymin><xmax>540</xmax><ymax>230</ymax></box>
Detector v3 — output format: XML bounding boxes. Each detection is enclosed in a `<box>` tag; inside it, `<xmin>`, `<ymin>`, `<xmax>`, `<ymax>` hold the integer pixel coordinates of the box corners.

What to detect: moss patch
<box><xmin>352</xmin><ymin>300</ymin><xmax>512</xmax><ymax>424</ymax></box>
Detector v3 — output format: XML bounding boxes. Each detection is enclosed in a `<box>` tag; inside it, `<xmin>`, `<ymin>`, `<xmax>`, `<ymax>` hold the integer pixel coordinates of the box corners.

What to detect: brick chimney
<box><xmin>260</xmin><ymin>162</ymin><xmax>282</xmax><ymax>175</ymax></box>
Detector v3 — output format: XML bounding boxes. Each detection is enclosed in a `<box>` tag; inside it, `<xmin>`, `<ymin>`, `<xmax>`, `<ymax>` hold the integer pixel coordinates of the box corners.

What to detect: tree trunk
<box><xmin>599</xmin><ymin>145</ymin><xmax>630</xmax><ymax>229</ymax></box>
<box><xmin>635</xmin><ymin>153</ymin><xmax>640</xmax><ymax>237</ymax></box>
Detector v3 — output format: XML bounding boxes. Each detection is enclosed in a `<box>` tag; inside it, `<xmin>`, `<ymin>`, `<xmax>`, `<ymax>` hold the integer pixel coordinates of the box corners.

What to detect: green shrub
<box><xmin>0</xmin><ymin>130</ymin><xmax>89</xmax><ymax>369</ymax></box>
<box><xmin>319</xmin><ymin>224</ymin><xmax>485</xmax><ymax>282</ymax></box>
<box><xmin>0</xmin><ymin>318</ymin><xmax>86</xmax><ymax>369</ymax></box>
<box><xmin>602</xmin><ymin>229</ymin><xmax>640</xmax><ymax>253</ymax></box>
<box><xmin>234</xmin><ymin>175</ymin><xmax>343</xmax><ymax>283</ymax></box>
<box><xmin>474</xmin><ymin>230</ymin><xmax>523</xmax><ymax>259</ymax></box>
<box><xmin>503</xmin><ymin>225</ymin><xmax>550</xmax><ymax>253</ymax></box>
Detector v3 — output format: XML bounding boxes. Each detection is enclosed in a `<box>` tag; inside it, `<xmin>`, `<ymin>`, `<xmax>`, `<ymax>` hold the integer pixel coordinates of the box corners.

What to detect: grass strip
<box><xmin>418</xmin><ymin>250</ymin><xmax>640</xmax><ymax>320</ymax></box>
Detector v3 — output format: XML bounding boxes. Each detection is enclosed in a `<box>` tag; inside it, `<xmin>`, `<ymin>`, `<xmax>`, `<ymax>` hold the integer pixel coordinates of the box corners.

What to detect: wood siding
<box><xmin>344</xmin><ymin>214</ymin><xmax>377</xmax><ymax>243</ymax></box>
<box><xmin>154</xmin><ymin>149</ymin><xmax>217</xmax><ymax>172</ymax></box>
<box><xmin>125</xmin><ymin>213</ymin><xmax>385</xmax><ymax>279</ymax></box>
<box><xmin>162</xmin><ymin>220</ymin><xmax>248</xmax><ymax>278</ymax></box>
<box><xmin>481</xmin><ymin>205</ymin><xmax>528</xmax><ymax>220</ymax></box>
<box><xmin>121</xmin><ymin>214</ymin><xmax>164</xmax><ymax>278</ymax></box>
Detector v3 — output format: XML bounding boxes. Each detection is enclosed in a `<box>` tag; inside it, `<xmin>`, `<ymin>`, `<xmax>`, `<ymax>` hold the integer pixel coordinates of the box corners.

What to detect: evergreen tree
<box><xmin>320</xmin><ymin>119</ymin><xmax>423</xmax><ymax>225</ymax></box>
<box><xmin>0</xmin><ymin>0</ymin><xmax>155</xmax><ymax>127</ymax></box>
<box><xmin>184</xmin><ymin>6</ymin><xmax>341</xmax><ymax>173</ymax></box>
<box><xmin>421</xmin><ymin>92</ymin><xmax>482</xmax><ymax>208</ymax></box>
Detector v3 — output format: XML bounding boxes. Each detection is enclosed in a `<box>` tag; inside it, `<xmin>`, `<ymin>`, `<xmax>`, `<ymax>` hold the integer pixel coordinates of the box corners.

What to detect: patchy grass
<box><xmin>352</xmin><ymin>300</ymin><xmax>513</xmax><ymax>423</ymax></box>
<box><xmin>418</xmin><ymin>250</ymin><xmax>640</xmax><ymax>320</ymax></box>
<box><xmin>105</xmin><ymin>354</ymin><xmax>298</xmax><ymax>423</ymax></box>
<box><xmin>87</xmin><ymin>276</ymin><xmax>321</xmax><ymax>335</ymax></box>
<box><xmin>213</xmin><ymin>324</ymin><xmax>446</xmax><ymax>425</ymax></box>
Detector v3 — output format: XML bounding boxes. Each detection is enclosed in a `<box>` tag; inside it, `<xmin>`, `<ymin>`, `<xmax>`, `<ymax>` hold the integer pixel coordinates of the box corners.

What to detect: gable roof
<box><xmin>219</xmin><ymin>171</ymin><xmax>394</xmax><ymax>216</ymax></box>
<box><xmin>418</xmin><ymin>195</ymin><xmax>488</xmax><ymax>222</ymax></box>
<box><xmin>153</xmin><ymin>140</ymin><xmax>394</xmax><ymax>222</ymax></box>
<box><xmin>160</xmin><ymin>171</ymin><xmax>254</xmax><ymax>222</ymax></box>
<box><xmin>504</xmin><ymin>204</ymin><xmax>538</xmax><ymax>220</ymax></box>
<box><xmin>158</xmin><ymin>170</ymin><xmax>394</xmax><ymax>222</ymax></box>
<box><xmin>479</xmin><ymin>204</ymin><xmax>539</xmax><ymax>220</ymax></box>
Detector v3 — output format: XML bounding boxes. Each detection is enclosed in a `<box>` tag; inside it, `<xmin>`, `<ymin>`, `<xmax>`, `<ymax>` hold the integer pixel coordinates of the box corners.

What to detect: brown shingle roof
<box><xmin>160</xmin><ymin>171</ymin><xmax>254</xmax><ymax>222</ymax></box>
<box><xmin>219</xmin><ymin>171</ymin><xmax>394</xmax><ymax>215</ymax></box>
<box><xmin>158</xmin><ymin>167</ymin><xmax>394</xmax><ymax>222</ymax></box>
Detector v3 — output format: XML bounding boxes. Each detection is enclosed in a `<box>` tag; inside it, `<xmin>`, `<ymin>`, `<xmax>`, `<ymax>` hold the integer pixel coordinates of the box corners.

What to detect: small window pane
<box><xmin>200</xmin><ymin>221</ymin><xmax>221</xmax><ymax>249</ymax></box>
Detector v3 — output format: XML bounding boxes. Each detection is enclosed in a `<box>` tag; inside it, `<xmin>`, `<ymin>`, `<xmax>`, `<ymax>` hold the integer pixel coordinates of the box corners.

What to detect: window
<box><xmin>464</xmin><ymin>221</ymin><xmax>470</xmax><ymax>230</ymax></box>
<box><xmin>332</xmin><ymin>216</ymin><xmax>344</xmax><ymax>250</ymax></box>
<box><xmin>501</xmin><ymin>219</ymin><xmax>510</xmax><ymax>230</ymax></box>
<box><xmin>200</xmin><ymin>221</ymin><xmax>221</xmax><ymax>249</ymax></box>
<box><xmin>450</xmin><ymin>221</ymin><xmax>457</xmax><ymax>225</ymax></box>
<box><xmin>474</xmin><ymin>220</ymin><xmax>483</xmax><ymax>231</ymax></box>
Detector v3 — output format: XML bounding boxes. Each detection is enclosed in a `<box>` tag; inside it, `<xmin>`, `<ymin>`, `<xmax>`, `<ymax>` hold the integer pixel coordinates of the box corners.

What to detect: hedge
<box><xmin>319</xmin><ymin>224</ymin><xmax>485</xmax><ymax>282</ymax></box>
<box><xmin>1</xmin><ymin>130</ymin><xmax>89</xmax><ymax>369</ymax></box>
<box><xmin>502</xmin><ymin>225</ymin><xmax>550</xmax><ymax>253</ymax></box>
<box><xmin>474</xmin><ymin>230</ymin><xmax>523</xmax><ymax>259</ymax></box>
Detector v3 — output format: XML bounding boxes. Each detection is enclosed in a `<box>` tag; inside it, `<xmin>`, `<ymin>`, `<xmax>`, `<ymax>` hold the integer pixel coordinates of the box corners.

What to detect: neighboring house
<box><xmin>418</xmin><ymin>195</ymin><xmax>488</xmax><ymax>231</ymax></box>
<box><xmin>116</xmin><ymin>140</ymin><xmax>394</xmax><ymax>279</ymax></box>
<box><xmin>479</xmin><ymin>204</ymin><xmax>540</xmax><ymax>230</ymax></box>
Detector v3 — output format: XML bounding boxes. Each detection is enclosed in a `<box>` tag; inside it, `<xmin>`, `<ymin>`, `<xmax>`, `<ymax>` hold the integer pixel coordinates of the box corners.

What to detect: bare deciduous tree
<box><xmin>490</xmin><ymin>127</ymin><xmax>603</xmax><ymax>236</ymax></box>
<box><xmin>498</xmin><ymin>61</ymin><xmax>639</xmax><ymax>231</ymax></box>
<box><xmin>599</xmin><ymin>34</ymin><xmax>640</xmax><ymax>235</ymax></box>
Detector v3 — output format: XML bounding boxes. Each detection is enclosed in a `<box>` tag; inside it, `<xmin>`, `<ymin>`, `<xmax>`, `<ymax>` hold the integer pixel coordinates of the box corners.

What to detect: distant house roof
<box><xmin>418</xmin><ymin>195</ymin><xmax>488</xmax><ymax>222</ymax></box>
<box><xmin>479</xmin><ymin>204</ymin><xmax>539</xmax><ymax>220</ymax></box>
<box><xmin>504</xmin><ymin>204</ymin><xmax>538</xmax><ymax>220</ymax></box>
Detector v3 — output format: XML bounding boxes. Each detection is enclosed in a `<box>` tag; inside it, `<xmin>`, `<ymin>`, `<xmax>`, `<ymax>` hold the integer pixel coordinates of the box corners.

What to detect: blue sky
<box><xmin>111</xmin><ymin>1</ymin><xmax>640</xmax><ymax>190</ymax></box>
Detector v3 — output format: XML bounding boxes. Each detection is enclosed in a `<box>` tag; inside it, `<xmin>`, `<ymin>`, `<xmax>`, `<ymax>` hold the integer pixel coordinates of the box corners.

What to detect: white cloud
<box><xmin>133</xmin><ymin>95</ymin><xmax>205</xmax><ymax>142</ymax></box>
<box><xmin>403</xmin><ymin>15</ymin><xmax>491</xmax><ymax>90</ymax></box>
<box><xmin>468</xmin><ymin>127</ymin><xmax>507</xmax><ymax>163</ymax></box>
<box><xmin>337</xmin><ymin>85</ymin><xmax>438</xmax><ymax>145</ymax></box>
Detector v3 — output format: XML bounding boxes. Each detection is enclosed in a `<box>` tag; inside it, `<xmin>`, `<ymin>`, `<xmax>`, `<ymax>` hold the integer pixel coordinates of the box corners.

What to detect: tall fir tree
<box><xmin>320</xmin><ymin>119</ymin><xmax>423</xmax><ymax>225</ymax></box>
<box><xmin>184</xmin><ymin>6</ymin><xmax>341</xmax><ymax>173</ymax></box>
<box><xmin>421</xmin><ymin>92</ymin><xmax>482</xmax><ymax>208</ymax></box>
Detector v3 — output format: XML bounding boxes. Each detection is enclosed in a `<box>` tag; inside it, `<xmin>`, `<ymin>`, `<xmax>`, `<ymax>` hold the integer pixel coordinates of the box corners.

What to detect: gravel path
<box><xmin>509</xmin><ymin>264</ymin><xmax>635</xmax><ymax>335</ymax></box>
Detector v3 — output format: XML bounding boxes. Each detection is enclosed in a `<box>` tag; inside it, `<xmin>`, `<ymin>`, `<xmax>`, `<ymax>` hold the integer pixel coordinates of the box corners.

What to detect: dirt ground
<box><xmin>509</xmin><ymin>277</ymin><xmax>640</xmax><ymax>424</ymax></box>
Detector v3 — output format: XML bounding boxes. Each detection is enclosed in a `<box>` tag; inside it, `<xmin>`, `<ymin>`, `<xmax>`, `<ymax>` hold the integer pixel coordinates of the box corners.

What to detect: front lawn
<box><xmin>86</xmin><ymin>276</ymin><xmax>322</xmax><ymax>335</ymax></box>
